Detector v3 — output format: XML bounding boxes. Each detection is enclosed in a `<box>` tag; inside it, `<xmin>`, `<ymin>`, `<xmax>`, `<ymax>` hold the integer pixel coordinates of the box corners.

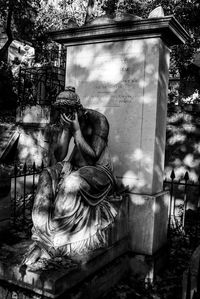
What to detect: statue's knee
<box><xmin>63</xmin><ymin>174</ymin><xmax>81</xmax><ymax>192</ymax></box>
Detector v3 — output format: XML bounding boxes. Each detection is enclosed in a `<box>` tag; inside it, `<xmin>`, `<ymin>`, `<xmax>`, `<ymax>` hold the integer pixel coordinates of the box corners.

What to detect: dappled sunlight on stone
<box><xmin>128</xmin><ymin>149</ymin><xmax>152</xmax><ymax>174</ymax></box>
<box><xmin>88</xmin><ymin>56</ymin><xmax>123</xmax><ymax>84</ymax></box>
<box><xmin>121</xmin><ymin>170</ymin><xmax>137</xmax><ymax>190</ymax></box>
<box><xmin>132</xmin><ymin>148</ymin><xmax>143</xmax><ymax>161</ymax></box>
<box><xmin>75</xmin><ymin>47</ymin><xmax>95</xmax><ymax>67</ymax></box>
<box><xmin>112</xmin><ymin>155</ymin><xmax>120</xmax><ymax>164</ymax></box>
<box><xmin>123</xmin><ymin>40</ymin><xmax>144</xmax><ymax>59</ymax></box>
<box><xmin>145</xmin><ymin>64</ymin><xmax>156</xmax><ymax>76</ymax></box>
<box><xmin>130</xmin><ymin>194</ymin><xmax>146</xmax><ymax>206</ymax></box>
<box><xmin>138</xmin><ymin>78</ymin><xmax>149</xmax><ymax>88</ymax></box>
<box><xmin>152</xmin><ymin>202</ymin><xmax>160</xmax><ymax>213</ymax></box>
<box><xmin>163</xmin><ymin>193</ymin><xmax>169</xmax><ymax>208</ymax></box>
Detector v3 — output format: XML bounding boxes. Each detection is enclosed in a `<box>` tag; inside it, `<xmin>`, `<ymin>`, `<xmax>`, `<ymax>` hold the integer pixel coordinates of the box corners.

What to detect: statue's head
<box><xmin>53</xmin><ymin>86</ymin><xmax>83</xmax><ymax>119</ymax></box>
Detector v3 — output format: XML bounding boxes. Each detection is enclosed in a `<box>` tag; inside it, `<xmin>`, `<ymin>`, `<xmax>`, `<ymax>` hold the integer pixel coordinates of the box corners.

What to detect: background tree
<box><xmin>0</xmin><ymin>0</ymin><xmax>40</xmax><ymax>62</ymax></box>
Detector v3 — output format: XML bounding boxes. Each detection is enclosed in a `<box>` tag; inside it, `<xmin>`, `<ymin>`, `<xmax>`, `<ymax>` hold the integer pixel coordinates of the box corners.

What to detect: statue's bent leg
<box><xmin>53</xmin><ymin>171</ymin><xmax>88</xmax><ymax>219</ymax></box>
<box><xmin>24</xmin><ymin>164</ymin><xmax>64</xmax><ymax>266</ymax></box>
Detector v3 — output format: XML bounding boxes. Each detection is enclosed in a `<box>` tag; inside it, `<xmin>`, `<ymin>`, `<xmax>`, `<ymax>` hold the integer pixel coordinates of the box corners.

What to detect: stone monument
<box><xmin>0</xmin><ymin>13</ymin><xmax>189</xmax><ymax>299</ymax></box>
<box><xmin>50</xmin><ymin>14</ymin><xmax>189</xmax><ymax>278</ymax></box>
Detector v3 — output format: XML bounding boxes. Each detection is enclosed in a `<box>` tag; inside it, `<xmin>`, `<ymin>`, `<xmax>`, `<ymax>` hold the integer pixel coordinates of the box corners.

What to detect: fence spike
<box><xmin>184</xmin><ymin>171</ymin><xmax>189</xmax><ymax>182</ymax></box>
<box><xmin>41</xmin><ymin>161</ymin><xmax>44</xmax><ymax>170</ymax></box>
<box><xmin>33</xmin><ymin>162</ymin><xmax>36</xmax><ymax>172</ymax></box>
<box><xmin>170</xmin><ymin>170</ymin><xmax>175</xmax><ymax>180</ymax></box>
<box><xmin>23</xmin><ymin>162</ymin><xmax>27</xmax><ymax>173</ymax></box>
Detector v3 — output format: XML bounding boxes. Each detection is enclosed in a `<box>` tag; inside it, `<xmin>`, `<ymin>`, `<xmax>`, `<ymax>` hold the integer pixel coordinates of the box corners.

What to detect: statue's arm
<box><xmin>74</xmin><ymin>113</ymin><xmax>109</xmax><ymax>164</ymax></box>
<box><xmin>54</xmin><ymin>128</ymin><xmax>72</xmax><ymax>162</ymax></box>
<box><xmin>74</xmin><ymin>130</ymin><xmax>106</xmax><ymax>164</ymax></box>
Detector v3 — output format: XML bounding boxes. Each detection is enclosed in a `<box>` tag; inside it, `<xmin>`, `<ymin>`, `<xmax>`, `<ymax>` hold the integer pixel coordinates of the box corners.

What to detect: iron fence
<box><xmin>3</xmin><ymin>163</ymin><xmax>200</xmax><ymax>239</ymax></box>
<box><xmin>18</xmin><ymin>66</ymin><xmax>65</xmax><ymax>106</ymax></box>
<box><xmin>10</xmin><ymin>162</ymin><xmax>44</xmax><ymax>229</ymax></box>
<box><xmin>164</xmin><ymin>170</ymin><xmax>200</xmax><ymax>238</ymax></box>
<box><xmin>7</xmin><ymin>166</ymin><xmax>200</xmax><ymax>234</ymax></box>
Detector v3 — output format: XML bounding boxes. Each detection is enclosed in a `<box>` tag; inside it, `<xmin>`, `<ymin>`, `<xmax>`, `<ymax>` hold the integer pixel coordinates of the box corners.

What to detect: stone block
<box><xmin>0</xmin><ymin>238</ymin><xmax>128</xmax><ymax>298</ymax></box>
<box><xmin>66</xmin><ymin>37</ymin><xmax>169</xmax><ymax>195</ymax></box>
<box><xmin>16</xmin><ymin>105</ymin><xmax>51</xmax><ymax>124</ymax></box>
<box><xmin>17</xmin><ymin>126</ymin><xmax>51</xmax><ymax>166</ymax></box>
<box><xmin>129</xmin><ymin>191</ymin><xmax>169</xmax><ymax>255</ymax></box>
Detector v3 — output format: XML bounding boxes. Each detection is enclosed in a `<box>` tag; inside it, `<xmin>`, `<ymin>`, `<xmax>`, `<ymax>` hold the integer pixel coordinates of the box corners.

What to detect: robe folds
<box><xmin>31</xmin><ymin>160</ymin><xmax>117</xmax><ymax>256</ymax></box>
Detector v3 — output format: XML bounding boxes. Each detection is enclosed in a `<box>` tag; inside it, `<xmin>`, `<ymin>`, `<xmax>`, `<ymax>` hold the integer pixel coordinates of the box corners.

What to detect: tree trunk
<box><xmin>0</xmin><ymin>38</ymin><xmax>13</xmax><ymax>62</ymax></box>
<box><xmin>0</xmin><ymin>4</ymin><xmax>13</xmax><ymax>62</ymax></box>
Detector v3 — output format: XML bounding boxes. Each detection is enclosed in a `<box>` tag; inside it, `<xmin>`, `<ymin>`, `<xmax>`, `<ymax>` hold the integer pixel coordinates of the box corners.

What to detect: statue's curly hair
<box><xmin>53</xmin><ymin>86</ymin><xmax>83</xmax><ymax>110</ymax></box>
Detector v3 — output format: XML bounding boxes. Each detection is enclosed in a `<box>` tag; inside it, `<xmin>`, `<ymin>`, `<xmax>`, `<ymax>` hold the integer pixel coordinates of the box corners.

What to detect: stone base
<box><xmin>129</xmin><ymin>191</ymin><xmax>169</xmax><ymax>255</ymax></box>
<box><xmin>129</xmin><ymin>243</ymin><xmax>169</xmax><ymax>282</ymax></box>
<box><xmin>0</xmin><ymin>238</ymin><xmax>128</xmax><ymax>299</ymax></box>
<box><xmin>0</xmin><ymin>198</ymin><xmax>129</xmax><ymax>298</ymax></box>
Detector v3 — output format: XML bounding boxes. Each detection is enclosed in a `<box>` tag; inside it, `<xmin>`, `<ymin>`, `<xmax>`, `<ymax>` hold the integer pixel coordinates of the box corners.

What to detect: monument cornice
<box><xmin>49</xmin><ymin>16</ymin><xmax>189</xmax><ymax>47</ymax></box>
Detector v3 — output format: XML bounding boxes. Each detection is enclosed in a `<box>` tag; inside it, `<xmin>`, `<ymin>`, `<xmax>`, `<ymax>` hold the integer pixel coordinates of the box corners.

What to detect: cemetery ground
<box><xmin>0</xmin><ymin>193</ymin><xmax>197</xmax><ymax>299</ymax></box>
<box><xmin>103</xmin><ymin>223</ymin><xmax>195</xmax><ymax>299</ymax></box>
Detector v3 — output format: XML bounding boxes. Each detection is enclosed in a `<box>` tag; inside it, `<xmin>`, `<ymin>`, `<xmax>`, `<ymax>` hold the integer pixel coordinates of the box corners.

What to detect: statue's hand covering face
<box><xmin>53</xmin><ymin>86</ymin><xmax>82</xmax><ymax>120</ymax></box>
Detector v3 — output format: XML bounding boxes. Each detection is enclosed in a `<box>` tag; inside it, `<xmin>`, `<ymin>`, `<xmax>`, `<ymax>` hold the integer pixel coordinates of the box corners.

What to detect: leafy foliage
<box><xmin>0</xmin><ymin>0</ymin><xmax>40</xmax><ymax>60</ymax></box>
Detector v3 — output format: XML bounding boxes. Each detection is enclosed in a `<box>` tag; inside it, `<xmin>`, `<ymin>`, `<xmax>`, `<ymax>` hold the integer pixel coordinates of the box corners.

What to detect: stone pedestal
<box><xmin>0</xmin><ymin>198</ymin><xmax>128</xmax><ymax>298</ymax></box>
<box><xmin>129</xmin><ymin>191</ymin><xmax>169</xmax><ymax>255</ymax></box>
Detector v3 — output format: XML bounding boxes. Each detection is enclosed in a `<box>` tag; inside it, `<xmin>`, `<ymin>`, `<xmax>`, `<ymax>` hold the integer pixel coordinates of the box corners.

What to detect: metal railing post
<box><xmin>13</xmin><ymin>164</ymin><xmax>17</xmax><ymax>226</ymax></box>
<box><xmin>183</xmin><ymin>171</ymin><xmax>189</xmax><ymax>229</ymax></box>
<box><xmin>23</xmin><ymin>163</ymin><xmax>27</xmax><ymax>227</ymax></box>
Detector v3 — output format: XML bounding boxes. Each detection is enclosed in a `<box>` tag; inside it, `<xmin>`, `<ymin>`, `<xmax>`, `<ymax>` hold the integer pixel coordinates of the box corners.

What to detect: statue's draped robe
<box><xmin>31</xmin><ymin>110</ymin><xmax>117</xmax><ymax>256</ymax></box>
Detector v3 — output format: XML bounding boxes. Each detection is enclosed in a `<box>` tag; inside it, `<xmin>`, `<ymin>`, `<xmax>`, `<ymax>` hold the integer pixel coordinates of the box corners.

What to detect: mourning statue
<box><xmin>23</xmin><ymin>86</ymin><xmax>117</xmax><ymax>266</ymax></box>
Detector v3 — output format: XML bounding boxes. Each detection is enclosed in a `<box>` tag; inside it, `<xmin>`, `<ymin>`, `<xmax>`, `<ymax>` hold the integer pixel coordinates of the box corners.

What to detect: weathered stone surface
<box><xmin>129</xmin><ymin>191</ymin><xmax>169</xmax><ymax>255</ymax></box>
<box><xmin>50</xmin><ymin>16</ymin><xmax>189</xmax><ymax>46</ymax></box>
<box><xmin>16</xmin><ymin>105</ymin><xmax>51</xmax><ymax>124</ymax></box>
<box><xmin>0</xmin><ymin>238</ymin><xmax>128</xmax><ymax>298</ymax></box>
<box><xmin>65</xmin><ymin>38</ymin><xmax>170</xmax><ymax>195</ymax></box>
